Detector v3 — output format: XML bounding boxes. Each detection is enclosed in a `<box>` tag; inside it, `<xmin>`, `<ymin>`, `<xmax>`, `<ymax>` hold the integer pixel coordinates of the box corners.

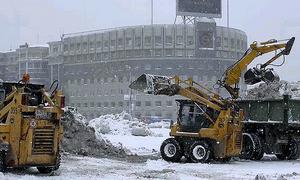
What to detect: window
<box><xmin>63</xmin><ymin>44</ymin><xmax>69</xmax><ymax>52</ymax></box>
<box><xmin>166</xmin><ymin>101</ymin><xmax>172</xmax><ymax>106</ymax></box>
<box><xmin>104</xmin><ymin>40</ymin><xmax>109</xmax><ymax>48</ymax></box>
<box><xmin>136</xmin><ymin>101</ymin><xmax>141</xmax><ymax>107</ymax></box>
<box><xmin>97</xmin><ymin>102</ymin><xmax>101</xmax><ymax>107</ymax></box>
<box><xmin>111</xmin><ymin>102</ymin><xmax>116</xmax><ymax>108</ymax></box>
<box><xmin>176</xmin><ymin>35</ymin><xmax>183</xmax><ymax>45</ymax></box>
<box><xmin>84</xmin><ymin>103</ymin><xmax>88</xmax><ymax>107</ymax></box>
<box><xmin>155</xmin><ymin>50</ymin><xmax>162</xmax><ymax>56</ymax></box>
<box><xmin>118</xmin><ymin>38</ymin><xmax>124</xmax><ymax>47</ymax></box>
<box><xmin>144</xmin><ymin>36</ymin><xmax>152</xmax><ymax>46</ymax></box>
<box><xmin>231</xmin><ymin>38</ymin><xmax>235</xmax><ymax>49</ymax></box>
<box><xmin>89</xmin><ymin>41</ymin><xmax>94</xmax><ymax>49</ymax></box>
<box><xmin>90</xmin><ymin>102</ymin><xmax>94</xmax><ymax>107</ymax></box>
<box><xmin>187</xmin><ymin>36</ymin><xmax>194</xmax><ymax>46</ymax></box>
<box><xmin>70</xmin><ymin>43</ymin><xmax>75</xmax><ymax>50</ymax></box>
<box><xmin>215</xmin><ymin>37</ymin><xmax>221</xmax><ymax>48</ymax></box>
<box><xmin>145</xmin><ymin>101</ymin><xmax>151</xmax><ymax>106</ymax></box>
<box><xmin>77</xmin><ymin>103</ymin><xmax>81</xmax><ymax>107</ymax></box>
<box><xmin>224</xmin><ymin>37</ymin><xmax>229</xmax><ymax>47</ymax></box>
<box><xmin>53</xmin><ymin>47</ymin><xmax>58</xmax><ymax>53</ymax></box>
<box><xmin>83</xmin><ymin>42</ymin><xmax>88</xmax><ymax>50</ymax></box>
<box><xmin>97</xmin><ymin>41</ymin><xmax>102</xmax><ymax>48</ymax></box>
<box><xmin>76</xmin><ymin>43</ymin><xmax>81</xmax><ymax>50</ymax></box>
<box><xmin>126</xmin><ymin>37</ymin><xmax>132</xmax><ymax>46</ymax></box>
<box><xmin>118</xmin><ymin>101</ymin><xmax>124</xmax><ymax>107</ymax></box>
<box><xmin>165</xmin><ymin>49</ymin><xmax>173</xmax><ymax>56</ymax></box>
<box><xmin>104</xmin><ymin>102</ymin><xmax>109</xmax><ymax>107</ymax></box>
<box><xmin>155</xmin><ymin>36</ymin><xmax>162</xmax><ymax>46</ymax></box>
<box><xmin>135</xmin><ymin>37</ymin><xmax>141</xmax><ymax>47</ymax></box>
<box><xmin>155</xmin><ymin>101</ymin><xmax>162</xmax><ymax>107</ymax></box>
<box><xmin>110</xmin><ymin>40</ymin><xmax>116</xmax><ymax>48</ymax></box>
<box><xmin>166</xmin><ymin>36</ymin><xmax>173</xmax><ymax>45</ymax></box>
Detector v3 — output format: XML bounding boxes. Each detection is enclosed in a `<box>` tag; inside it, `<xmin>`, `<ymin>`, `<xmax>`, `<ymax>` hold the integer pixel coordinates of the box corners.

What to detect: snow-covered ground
<box><xmin>1</xmin><ymin>155</ymin><xmax>300</xmax><ymax>180</ymax></box>
<box><xmin>102</xmin><ymin>126</ymin><xmax>169</xmax><ymax>155</ymax></box>
<box><xmin>3</xmin><ymin>110</ymin><xmax>298</xmax><ymax>179</ymax></box>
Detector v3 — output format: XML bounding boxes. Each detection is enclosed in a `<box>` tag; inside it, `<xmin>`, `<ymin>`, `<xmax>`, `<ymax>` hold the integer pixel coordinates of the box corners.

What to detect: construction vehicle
<box><xmin>129</xmin><ymin>37</ymin><xmax>295</xmax><ymax>163</ymax></box>
<box><xmin>0</xmin><ymin>74</ymin><xmax>64</xmax><ymax>173</ymax></box>
<box><xmin>130</xmin><ymin>74</ymin><xmax>244</xmax><ymax>163</ymax></box>
<box><xmin>218</xmin><ymin>37</ymin><xmax>295</xmax><ymax>99</ymax></box>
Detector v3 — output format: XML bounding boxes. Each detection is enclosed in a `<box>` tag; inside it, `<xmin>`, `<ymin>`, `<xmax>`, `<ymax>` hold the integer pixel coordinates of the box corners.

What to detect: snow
<box><xmin>1</xmin><ymin>110</ymin><xmax>300</xmax><ymax>179</ymax></box>
<box><xmin>87</xmin><ymin>112</ymin><xmax>170</xmax><ymax>155</ymax></box>
<box><xmin>1</xmin><ymin>155</ymin><xmax>300</xmax><ymax>180</ymax></box>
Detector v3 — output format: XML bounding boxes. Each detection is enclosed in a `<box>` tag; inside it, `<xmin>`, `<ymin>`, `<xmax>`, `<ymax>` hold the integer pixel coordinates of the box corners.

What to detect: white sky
<box><xmin>0</xmin><ymin>0</ymin><xmax>299</xmax><ymax>81</ymax></box>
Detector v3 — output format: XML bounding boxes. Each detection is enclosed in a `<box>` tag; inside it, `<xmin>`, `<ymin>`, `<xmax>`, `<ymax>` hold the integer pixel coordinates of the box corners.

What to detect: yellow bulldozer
<box><xmin>129</xmin><ymin>37</ymin><xmax>295</xmax><ymax>163</ymax></box>
<box><xmin>0</xmin><ymin>74</ymin><xmax>64</xmax><ymax>173</ymax></box>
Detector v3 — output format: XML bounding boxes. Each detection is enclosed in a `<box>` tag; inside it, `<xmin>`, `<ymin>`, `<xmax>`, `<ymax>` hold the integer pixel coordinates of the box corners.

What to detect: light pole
<box><xmin>227</xmin><ymin>0</ymin><xmax>230</xmax><ymax>28</ymax></box>
<box><xmin>125</xmin><ymin>65</ymin><xmax>133</xmax><ymax>116</ymax></box>
<box><xmin>151</xmin><ymin>0</ymin><xmax>154</xmax><ymax>25</ymax></box>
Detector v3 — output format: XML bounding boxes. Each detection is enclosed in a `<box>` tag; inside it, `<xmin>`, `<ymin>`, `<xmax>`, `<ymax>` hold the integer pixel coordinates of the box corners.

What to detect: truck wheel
<box><xmin>0</xmin><ymin>151</ymin><xmax>7</xmax><ymax>173</ymax></box>
<box><xmin>160</xmin><ymin>138</ymin><xmax>183</xmax><ymax>162</ymax></box>
<box><xmin>188</xmin><ymin>140</ymin><xmax>211</xmax><ymax>163</ymax></box>
<box><xmin>37</xmin><ymin>167</ymin><xmax>54</xmax><ymax>174</ymax></box>
<box><xmin>286</xmin><ymin>139</ymin><xmax>300</xmax><ymax>160</ymax></box>
<box><xmin>241</xmin><ymin>133</ymin><xmax>263</xmax><ymax>160</ymax></box>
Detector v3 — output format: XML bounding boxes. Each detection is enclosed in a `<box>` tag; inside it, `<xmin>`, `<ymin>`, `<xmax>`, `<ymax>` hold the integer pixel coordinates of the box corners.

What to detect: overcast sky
<box><xmin>0</xmin><ymin>0</ymin><xmax>299</xmax><ymax>81</ymax></box>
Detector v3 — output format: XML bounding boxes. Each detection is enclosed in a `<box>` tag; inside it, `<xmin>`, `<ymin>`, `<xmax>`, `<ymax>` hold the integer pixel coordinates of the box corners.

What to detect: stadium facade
<box><xmin>50</xmin><ymin>21</ymin><xmax>247</xmax><ymax>120</ymax></box>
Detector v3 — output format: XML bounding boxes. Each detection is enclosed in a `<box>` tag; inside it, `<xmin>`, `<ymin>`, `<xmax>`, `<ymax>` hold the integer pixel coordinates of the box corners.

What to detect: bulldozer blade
<box><xmin>129</xmin><ymin>74</ymin><xmax>172</xmax><ymax>95</ymax></box>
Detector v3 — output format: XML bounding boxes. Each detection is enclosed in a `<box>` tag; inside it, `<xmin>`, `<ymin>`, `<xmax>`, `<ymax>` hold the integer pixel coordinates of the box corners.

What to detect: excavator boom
<box><xmin>221</xmin><ymin>37</ymin><xmax>295</xmax><ymax>98</ymax></box>
<box><xmin>129</xmin><ymin>74</ymin><xmax>224</xmax><ymax>112</ymax></box>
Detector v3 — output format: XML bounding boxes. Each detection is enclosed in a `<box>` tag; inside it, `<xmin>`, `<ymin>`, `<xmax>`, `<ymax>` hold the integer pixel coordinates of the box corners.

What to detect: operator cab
<box><xmin>176</xmin><ymin>100</ymin><xmax>213</xmax><ymax>132</ymax></box>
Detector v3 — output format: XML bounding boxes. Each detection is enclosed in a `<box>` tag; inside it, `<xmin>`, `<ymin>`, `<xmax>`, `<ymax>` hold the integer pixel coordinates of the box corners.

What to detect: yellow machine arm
<box><xmin>129</xmin><ymin>74</ymin><xmax>227</xmax><ymax>112</ymax></box>
<box><xmin>220</xmin><ymin>37</ymin><xmax>295</xmax><ymax>98</ymax></box>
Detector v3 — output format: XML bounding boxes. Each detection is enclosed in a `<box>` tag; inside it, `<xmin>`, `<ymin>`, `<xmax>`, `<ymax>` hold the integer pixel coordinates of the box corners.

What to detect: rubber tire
<box><xmin>37</xmin><ymin>167</ymin><xmax>54</xmax><ymax>174</ymax></box>
<box><xmin>0</xmin><ymin>151</ymin><xmax>7</xmax><ymax>173</ymax></box>
<box><xmin>286</xmin><ymin>139</ymin><xmax>300</xmax><ymax>160</ymax></box>
<box><xmin>160</xmin><ymin>138</ymin><xmax>183</xmax><ymax>162</ymax></box>
<box><xmin>276</xmin><ymin>139</ymin><xmax>300</xmax><ymax>160</ymax></box>
<box><xmin>253</xmin><ymin>148</ymin><xmax>264</xmax><ymax>160</ymax></box>
<box><xmin>240</xmin><ymin>133</ymin><xmax>263</xmax><ymax>160</ymax></box>
<box><xmin>188</xmin><ymin>140</ymin><xmax>211</xmax><ymax>163</ymax></box>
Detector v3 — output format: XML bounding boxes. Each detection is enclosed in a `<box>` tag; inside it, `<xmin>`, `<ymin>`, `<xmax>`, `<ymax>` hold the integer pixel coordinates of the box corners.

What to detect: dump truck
<box><xmin>129</xmin><ymin>37</ymin><xmax>295</xmax><ymax>163</ymax></box>
<box><xmin>0</xmin><ymin>74</ymin><xmax>64</xmax><ymax>173</ymax></box>
<box><xmin>238</xmin><ymin>95</ymin><xmax>300</xmax><ymax>160</ymax></box>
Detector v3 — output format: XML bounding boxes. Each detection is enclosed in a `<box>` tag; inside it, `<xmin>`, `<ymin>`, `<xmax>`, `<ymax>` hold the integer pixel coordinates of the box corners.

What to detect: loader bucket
<box><xmin>244</xmin><ymin>68</ymin><xmax>280</xmax><ymax>85</ymax></box>
<box><xmin>283</xmin><ymin>37</ymin><xmax>295</xmax><ymax>55</ymax></box>
<box><xmin>129</xmin><ymin>74</ymin><xmax>173</xmax><ymax>95</ymax></box>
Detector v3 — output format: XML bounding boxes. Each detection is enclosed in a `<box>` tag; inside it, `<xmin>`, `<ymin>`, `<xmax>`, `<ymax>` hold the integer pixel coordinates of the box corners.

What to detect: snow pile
<box><xmin>88</xmin><ymin>112</ymin><xmax>153</xmax><ymax>137</ymax></box>
<box><xmin>87</xmin><ymin>112</ymin><xmax>170</xmax><ymax>155</ymax></box>
<box><xmin>244</xmin><ymin>80</ymin><xmax>300</xmax><ymax>100</ymax></box>
<box><xmin>64</xmin><ymin>106</ymin><xmax>88</xmax><ymax>124</ymax></box>
<box><xmin>61</xmin><ymin>109</ymin><xmax>128</xmax><ymax>158</ymax></box>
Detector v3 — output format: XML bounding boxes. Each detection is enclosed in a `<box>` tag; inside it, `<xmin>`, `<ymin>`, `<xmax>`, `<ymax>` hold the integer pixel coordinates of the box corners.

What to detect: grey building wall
<box><xmin>49</xmin><ymin>22</ymin><xmax>247</xmax><ymax>120</ymax></box>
